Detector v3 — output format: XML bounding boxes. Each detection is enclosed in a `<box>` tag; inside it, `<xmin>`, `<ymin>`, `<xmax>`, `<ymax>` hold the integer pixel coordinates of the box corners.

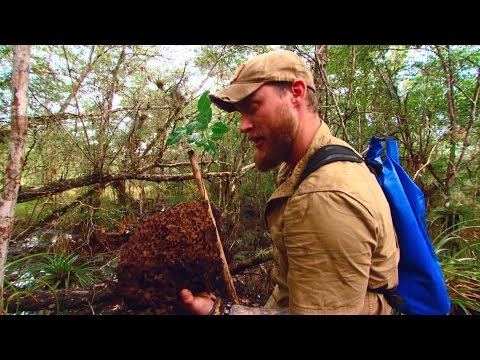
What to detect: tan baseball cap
<box><xmin>208</xmin><ymin>49</ymin><xmax>316</xmax><ymax>112</ymax></box>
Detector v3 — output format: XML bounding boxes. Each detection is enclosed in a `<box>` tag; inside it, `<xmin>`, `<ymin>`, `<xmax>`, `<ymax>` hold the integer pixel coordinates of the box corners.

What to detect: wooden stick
<box><xmin>188</xmin><ymin>150</ymin><xmax>239</xmax><ymax>304</ymax></box>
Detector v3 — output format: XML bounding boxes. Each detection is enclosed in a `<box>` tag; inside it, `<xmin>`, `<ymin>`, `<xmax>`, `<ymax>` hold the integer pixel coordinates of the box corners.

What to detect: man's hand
<box><xmin>179</xmin><ymin>289</ymin><xmax>216</xmax><ymax>315</ymax></box>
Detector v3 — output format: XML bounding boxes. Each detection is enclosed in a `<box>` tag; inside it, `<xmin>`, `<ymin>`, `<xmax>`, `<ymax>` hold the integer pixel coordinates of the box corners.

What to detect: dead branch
<box><xmin>230</xmin><ymin>249</ymin><xmax>273</xmax><ymax>275</ymax></box>
<box><xmin>188</xmin><ymin>150</ymin><xmax>239</xmax><ymax>304</ymax></box>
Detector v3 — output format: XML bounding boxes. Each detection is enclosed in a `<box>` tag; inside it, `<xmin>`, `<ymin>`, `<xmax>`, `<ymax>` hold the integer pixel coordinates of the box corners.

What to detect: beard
<box><xmin>254</xmin><ymin>104</ymin><xmax>296</xmax><ymax>172</ymax></box>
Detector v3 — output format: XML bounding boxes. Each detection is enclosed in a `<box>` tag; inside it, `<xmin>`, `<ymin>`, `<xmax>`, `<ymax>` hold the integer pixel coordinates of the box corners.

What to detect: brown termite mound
<box><xmin>116</xmin><ymin>199</ymin><xmax>226</xmax><ymax>314</ymax></box>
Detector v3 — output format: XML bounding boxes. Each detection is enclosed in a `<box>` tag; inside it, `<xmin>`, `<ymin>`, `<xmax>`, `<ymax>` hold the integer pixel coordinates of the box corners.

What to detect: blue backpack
<box><xmin>297</xmin><ymin>136</ymin><xmax>451</xmax><ymax>315</ymax></box>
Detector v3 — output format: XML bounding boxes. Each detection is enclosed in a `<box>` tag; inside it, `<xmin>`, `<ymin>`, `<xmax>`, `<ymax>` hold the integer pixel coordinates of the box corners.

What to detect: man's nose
<box><xmin>239</xmin><ymin>114</ymin><xmax>253</xmax><ymax>133</ymax></box>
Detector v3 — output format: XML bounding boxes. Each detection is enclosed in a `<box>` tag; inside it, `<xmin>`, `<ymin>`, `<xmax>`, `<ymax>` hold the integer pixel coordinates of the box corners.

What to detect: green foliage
<box><xmin>14</xmin><ymin>198</ymin><xmax>53</xmax><ymax>221</ymax></box>
<box><xmin>3</xmin><ymin>251</ymin><xmax>110</xmax><ymax>314</ymax></box>
<box><xmin>166</xmin><ymin>91</ymin><xmax>230</xmax><ymax>154</ymax></box>
<box><xmin>93</xmin><ymin>196</ymin><xmax>135</xmax><ymax>231</ymax></box>
<box><xmin>6</xmin><ymin>252</ymin><xmax>105</xmax><ymax>291</ymax></box>
<box><xmin>0</xmin><ymin>45</ymin><xmax>14</xmax><ymax>116</ymax></box>
<box><xmin>163</xmin><ymin>180</ymin><xmax>198</xmax><ymax>206</ymax></box>
<box><xmin>433</xmin><ymin>219</ymin><xmax>480</xmax><ymax>314</ymax></box>
<box><xmin>238</xmin><ymin>170</ymin><xmax>276</xmax><ymax>208</ymax></box>
<box><xmin>194</xmin><ymin>45</ymin><xmax>275</xmax><ymax>82</ymax></box>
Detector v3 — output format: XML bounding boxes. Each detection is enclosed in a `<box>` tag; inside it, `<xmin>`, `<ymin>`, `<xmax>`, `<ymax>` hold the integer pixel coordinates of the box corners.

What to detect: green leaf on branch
<box><xmin>166</xmin><ymin>127</ymin><xmax>186</xmax><ymax>146</ymax></box>
<box><xmin>202</xmin><ymin>140</ymin><xmax>217</xmax><ymax>154</ymax></box>
<box><xmin>186</xmin><ymin>121</ymin><xmax>206</xmax><ymax>134</ymax></box>
<box><xmin>197</xmin><ymin>108</ymin><xmax>212</xmax><ymax>127</ymax></box>
<box><xmin>211</xmin><ymin>121</ymin><xmax>229</xmax><ymax>134</ymax></box>
<box><xmin>166</xmin><ymin>91</ymin><xmax>217</xmax><ymax>148</ymax></box>
<box><xmin>197</xmin><ymin>91</ymin><xmax>211</xmax><ymax>114</ymax></box>
<box><xmin>187</xmin><ymin>132</ymin><xmax>202</xmax><ymax>143</ymax></box>
<box><xmin>210</xmin><ymin>133</ymin><xmax>222</xmax><ymax>140</ymax></box>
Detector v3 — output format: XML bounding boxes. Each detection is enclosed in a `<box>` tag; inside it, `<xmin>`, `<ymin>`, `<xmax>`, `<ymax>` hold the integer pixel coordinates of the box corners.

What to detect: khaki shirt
<box><xmin>265</xmin><ymin>121</ymin><xmax>399</xmax><ymax>314</ymax></box>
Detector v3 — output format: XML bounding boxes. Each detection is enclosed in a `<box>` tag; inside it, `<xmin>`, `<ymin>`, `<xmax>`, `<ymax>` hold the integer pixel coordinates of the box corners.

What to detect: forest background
<box><xmin>0</xmin><ymin>45</ymin><xmax>478</xmax><ymax>314</ymax></box>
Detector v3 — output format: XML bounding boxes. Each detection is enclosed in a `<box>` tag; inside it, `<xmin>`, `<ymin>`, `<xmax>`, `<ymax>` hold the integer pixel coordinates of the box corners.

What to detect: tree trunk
<box><xmin>315</xmin><ymin>45</ymin><xmax>329</xmax><ymax>120</ymax></box>
<box><xmin>112</xmin><ymin>180</ymin><xmax>129</xmax><ymax>207</ymax></box>
<box><xmin>0</xmin><ymin>46</ymin><xmax>31</xmax><ymax>314</ymax></box>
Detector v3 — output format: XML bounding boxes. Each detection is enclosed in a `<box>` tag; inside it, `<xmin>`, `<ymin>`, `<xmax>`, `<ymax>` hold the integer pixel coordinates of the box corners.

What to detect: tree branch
<box><xmin>17</xmin><ymin>165</ymin><xmax>256</xmax><ymax>203</ymax></box>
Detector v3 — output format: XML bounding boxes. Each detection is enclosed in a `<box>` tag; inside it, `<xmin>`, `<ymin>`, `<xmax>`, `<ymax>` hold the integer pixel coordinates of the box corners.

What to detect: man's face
<box><xmin>236</xmin><ymin>84</ymin><xmax>297</xmax><ymax>172</ymax></box>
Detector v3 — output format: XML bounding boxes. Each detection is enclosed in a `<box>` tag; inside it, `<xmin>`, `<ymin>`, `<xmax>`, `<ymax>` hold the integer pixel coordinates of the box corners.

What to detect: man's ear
<box><xmin>290</xmin><ymin>80</ymin><xmax>307</xmax><ymax>106</ymax></box>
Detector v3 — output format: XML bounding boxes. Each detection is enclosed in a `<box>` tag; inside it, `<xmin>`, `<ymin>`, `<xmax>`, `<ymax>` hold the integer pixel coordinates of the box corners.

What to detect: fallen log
<box><xmin>18</xmin><ymin>165</ymin><xmax>255</xmax><ymax>204</ymax></box>
<box><xmin>230</xmin><ymin>249</ymin><xmax>273</xmax><ymax>275</ymax></box>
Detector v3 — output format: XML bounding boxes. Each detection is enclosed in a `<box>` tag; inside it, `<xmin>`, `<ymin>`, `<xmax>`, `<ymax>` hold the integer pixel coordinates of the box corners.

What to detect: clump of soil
<box><xmin>116</xmin><ymin>199</ymin><xmax>226</xmax><ymax>314</ymax></box>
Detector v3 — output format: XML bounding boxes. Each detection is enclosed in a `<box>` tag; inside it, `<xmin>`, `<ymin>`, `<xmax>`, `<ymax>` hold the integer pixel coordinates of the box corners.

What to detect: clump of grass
<box><xmin>3</xmin><ymin>251</ymin><xmax>109</xmax><ymax>314</ymax></box>
<box><xmin>433</xmin><ymin>219</ymin><xmax>480</xmax><ymax>314</ymax></box>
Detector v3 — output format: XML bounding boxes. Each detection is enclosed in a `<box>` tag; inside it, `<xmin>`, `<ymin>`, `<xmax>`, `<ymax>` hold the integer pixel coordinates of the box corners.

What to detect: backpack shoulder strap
<box><xmin>296</xmin><ymin>145</ymin><xmax>363</xmax><ymax>189</ymax></box>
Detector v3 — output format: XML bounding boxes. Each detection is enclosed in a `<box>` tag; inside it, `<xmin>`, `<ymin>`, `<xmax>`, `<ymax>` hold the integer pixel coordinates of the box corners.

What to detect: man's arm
<box><xmin>283</xmin><ymin>191</ymin><xmax>375</xmax><ymax>314</ymax></box>
<box><xmin>180</xmin><ymin>288</ymin><xmax>289</xmax><ymax>315</ymax></box>
<box><xmin>229</xmin><ymin>304</ymin><xmax>289</xmax><ymax>315</ymax></box>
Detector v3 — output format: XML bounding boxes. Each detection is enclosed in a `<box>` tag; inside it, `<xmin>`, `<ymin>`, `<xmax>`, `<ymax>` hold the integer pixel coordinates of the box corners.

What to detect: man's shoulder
<box><xmin>297</xmin><ymin>158</ymin><xmax>374</xmax><ymax>194</ymax></box>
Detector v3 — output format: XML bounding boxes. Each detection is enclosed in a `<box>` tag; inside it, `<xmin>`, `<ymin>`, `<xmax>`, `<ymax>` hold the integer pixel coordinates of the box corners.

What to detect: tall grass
<box><xmin>3</xmin><ymin>251</ymin><xmax>108</xmax><ymax>314</ymax></box>
<box><xmin>433</xmin><ymin>219</ymin><xmax>480</xmax><ymax>314</ymax></box>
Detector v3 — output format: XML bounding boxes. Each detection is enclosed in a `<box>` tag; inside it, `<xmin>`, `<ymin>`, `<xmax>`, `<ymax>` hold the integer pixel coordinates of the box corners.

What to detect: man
<box><xmin>180</xmin><ymin>49</ymin><xmax>399</xmax><ymax>315</ymax></box>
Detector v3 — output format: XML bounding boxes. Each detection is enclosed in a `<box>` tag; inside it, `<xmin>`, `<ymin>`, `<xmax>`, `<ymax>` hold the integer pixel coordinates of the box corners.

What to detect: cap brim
<box><xmin>208</xmin><ymin>82</ymin><xmax>265</xmax><ymax>112</ymax></box>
